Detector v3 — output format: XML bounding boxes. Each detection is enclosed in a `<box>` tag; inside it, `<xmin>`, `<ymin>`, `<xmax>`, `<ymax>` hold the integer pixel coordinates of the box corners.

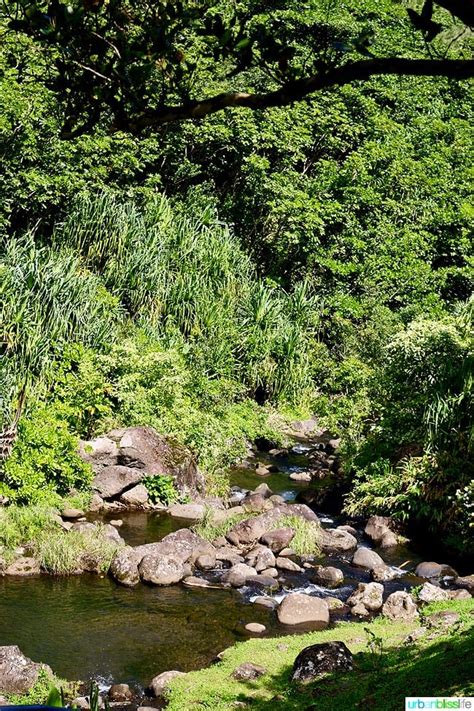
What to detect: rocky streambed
<box><xmin>0</xmin><ymin>426</ymin><xmax>472</xmax><ymax>704</ymax></box>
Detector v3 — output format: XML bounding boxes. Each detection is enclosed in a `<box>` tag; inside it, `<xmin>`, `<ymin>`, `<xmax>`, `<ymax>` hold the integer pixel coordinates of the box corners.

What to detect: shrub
<box><xmin>142</xmin><ymin>475</ymin><xmax>179</xmax><ymax>506</ymax></box>
<box><xmin>273</xmin><ymin>515</ymin><xmax>321</xmax><ymax>556</ymax></box>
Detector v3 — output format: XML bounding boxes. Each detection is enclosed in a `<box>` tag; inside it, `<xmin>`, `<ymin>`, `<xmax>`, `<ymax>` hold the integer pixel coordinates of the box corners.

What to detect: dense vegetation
<box><xmin>0</xmin><ymin>0</ymin><xmax>472</xmax><ymax>555</ymax></box>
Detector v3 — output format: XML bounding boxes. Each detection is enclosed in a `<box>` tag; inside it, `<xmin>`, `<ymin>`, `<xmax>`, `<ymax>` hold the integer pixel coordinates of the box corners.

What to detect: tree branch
<box><xmin>434</xmin><ymin>0</ymin><xmax>474</xmax><ymax>27</ymax></box>
<box><xmin>118</xmin><ymin>57</ymin><xmax>474</xmax><ymax>133</ymax></box>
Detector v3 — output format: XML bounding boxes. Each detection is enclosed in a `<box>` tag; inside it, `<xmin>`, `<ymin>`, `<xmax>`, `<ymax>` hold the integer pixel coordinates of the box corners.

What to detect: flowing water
<box><xmin>0</xmin><ymin>441</ymin><xmax>443</xmax><ymax>690</ymax></box>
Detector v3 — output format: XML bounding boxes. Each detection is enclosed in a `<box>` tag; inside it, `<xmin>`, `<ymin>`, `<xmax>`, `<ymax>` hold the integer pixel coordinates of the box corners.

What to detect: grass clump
<box><xmin>34</xmin><ymin>526</ymin><xmax>120</xmax><ymax>575</ymax></box>
<box><xmin>194</xmin><ymin>508</ymin><xmax>249</xmax><ymax>542</ymax></box>
<box><xmin>0</xmin><ymin>505</ymin><xmax>59</xmax><ymax>556</ymax></box>
<box><xmin>6</xmin><ymin>668</ymin><xmax>76</xmax><ymax>706</ymax></box>
<box><xmin>165</xmin><ymin>599</ymin><xmax>474</xmax><ymax>711</ymax></box>
<box><xmin>273</xmin><ymin>514</ymin><xmax>321</xmax><ymax>556</ymax></box>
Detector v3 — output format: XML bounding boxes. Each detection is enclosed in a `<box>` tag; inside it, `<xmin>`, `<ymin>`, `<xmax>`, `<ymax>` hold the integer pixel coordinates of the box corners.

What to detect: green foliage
<box><xmin>34</xmin><ymin>526</ymin><xmax>120</xmax><ymax>575</ymax></box>
<box><xmin>1</xmin><ymin>403</ymin><xmax>93</xmax><ymax>504</ymax></box>
<box><xmin>142</xmin><ymin>475</ymin><xmax>179</xmax><ymax>506</ymax></box>
<box><xmin>272</xmin><ymin>515</ymin><xmax>321</xmax><ymax>556</ymax></box>
<box><xmin>0</xmin><ymin>504</ymin><xmax>59</xmax><ymax>553</ymax></box>
<box><xmin>194</xmin><ymin>508</ymin><xmax>248</xmax><ymax>542</ymax></box>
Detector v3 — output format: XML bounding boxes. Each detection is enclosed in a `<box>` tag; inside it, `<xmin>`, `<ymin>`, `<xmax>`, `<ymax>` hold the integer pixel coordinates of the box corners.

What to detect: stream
<box><xmin>0</xmin><ymin>442</ymin><xmax>442</xmax><ymax>690</ymax></box>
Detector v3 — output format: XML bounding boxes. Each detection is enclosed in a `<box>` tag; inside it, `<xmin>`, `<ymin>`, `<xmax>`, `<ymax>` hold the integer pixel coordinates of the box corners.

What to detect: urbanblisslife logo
<box><xmin>406</xmin><ymin>699</ymin><xmax>474</xmax><ymax>709</ymax></box>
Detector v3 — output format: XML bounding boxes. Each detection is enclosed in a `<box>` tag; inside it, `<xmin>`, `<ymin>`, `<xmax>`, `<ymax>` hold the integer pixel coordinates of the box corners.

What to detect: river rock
<box><xmin>244</xmin><ymin>623</ymin><xmax>266</xmax><ymax>634</ymax></box>
<box><xmin>245</xmin><ymin>545</ymin><xmax>276</xmax><ymax>572</ymax></box>
<box><xmin>149</xmin><ymin>670</ymin><xmax>185</xmax><ymax>697</ymax></box>
<box><xmin>5</xmin><ymin>557</ymin><xmax>41</xmax><ymax>576</ymax></box>
<box><xmin>454</xmin><ymin>575</ymin><xmax>474</xmax><ymax>593</ymax></box>
<box><xmin>311</xmin><ymin>566</ymin><xmax>344</xmax><ymax>588</ymax></box>
<box><xmin>242</xmin><ymin>494</ymin><xmax>270</xmax><ymax>513</ymax></box>
<box><xmin>415</xmin><ymin>562</ymin><xmax>458</xmax><ymax>579</ymax></box>
<box><xmin>0</xmin><ymin>646</ymin><xmax>52</xmax><ymax>694</ymax></box>
<box><xmin>448</xmin><ymin>589</ymin><xmax>471</xmax><ymax>600</ymax></box>
<box><xmin>372</xmin><ymin>565</ymin><xmax>398</xmax><ymax>582</ymax></box>
<box><xmin>232</xmin><ymin>663</ymin><xmax>266</xmax><ymax>681</ymax></box>
<box><xmin>253</xmin><ymin>596</ymin><xmax>278</xmax><ymax>609</ymax></box>
<box><xmin>290</xmin><ymin>471</ymin><xmax>312</xmax><ymax>482</ymax></box>
<box><xmin>108</xmin><ymin>684</ymin><xmax>133</xmax><ymax>702</ymax></box>
<box><xmin>276</xmin><ymin>557</ymin><xmax>302</xmax><ymax>573</ymax></box>
<box><xmin>62</xmin><ymin>507</ymin><xmax>85</xmax><ymax>520</ymax></box>
<box><xmin>215</xmin><ymin>547</ymin><xmax>244</xmax><ymax>566</ymax></box>
<box><xmin>382</xmin><ymin>591</ymin><xmax>418</xmax><ymax>621</ymax></box>
<box><xmin>138</xmin><ymin>529</ymin><xmax>215</xmax><ymax>567</ymax></box>
<box><xmin>418</xmin><ymin>582</ymin><xmax>449</xmax><ymax>603</ymax></box>
<box><xmin>182</xmin><ymin>576</ymin><xmax>222</xmax><ymax>589</ymax></box>
<box><xmin>93</xmin><ymin>465</ymin><xmax>144</xmax><ymax>499</ymax></box>
<box><xmin>320</xmin><ymin>528</ymin><xmax>358</xmax><ymax>554</ymax></box>
<box><xmin>286</xmin><ymin>503</ymin><xmax>319</xmax><ymax>523</ymax></box>
<box><xmin>139</xmin><ymin>554</ymin><xmax>188</xmax><ymax>585</ymax></box>
<box><xmin>109</xmin><ymin>547</ymin><xmax>141</xmax><ymax>586</ymax></box>
<box><xmin>352</xmin><ymin>547</ymin><xmax>385</xmax><ymax>571</ymax></box>
<box><xmin>347</xmin><ymin>582</ymin><xmax>384</xmax><ymax>613</ymax></box>
<box><xmin>277</xmin><ymin>593</ymin><xmax>329</xmax><ymax>628</ymax></box>
<box><xmin>364</xmin><ymin>516</ymin><xmax>398</xmax><ymax>548</ymax></box>
<box><xmin>254</xmin><ymin>483</ymin><xmax>273</xmax><ymax>499</ymax></box>
<box><xmin>223</xmin><ymin>563</ymin><xmax>256</xmax><ymax>587</ymax></box>
<box><xmin>168</xmin><ymin>503</ymin><xmax>205</xmax><ymax>521</ymax></box>
<box><xmin>255</xmin><ymin>465</ymin><xmax>271</xmax><ymax>477</ymax></box>
<box><xmin>195</xmin><ymin>553</ymin><xmax>216</xmax><ymax>571</ymax></box>
<box><xmin>79</xmin><ymin>436</ymin><xmax>120</xmax><ymax>469</ymax></box>
<box><xmin>261</xmin><ymin>527</ymin><xmax>295</xmax><ymax>553</ymax></box>
<box><xmin>245</xmin><ymin>575</ymin><xmax>279</xmax><ymax>591</ymax></box>
<box><xmin>120</xmin><ymin>484</ymin><xmax>149</xmax><ymax>507</ymax></box>
<box><xmin>291</xmin><ymin>641</ymin><xmax>353</xmax><ymax>683</ymax></box>
<box><xmin>89</xmin><ymin>494</ymin><xmax>104</xmax><ymax>512</ymax></box>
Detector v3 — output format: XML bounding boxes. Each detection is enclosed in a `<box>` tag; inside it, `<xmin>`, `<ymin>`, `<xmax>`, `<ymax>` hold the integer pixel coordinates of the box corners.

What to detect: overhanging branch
<box><xmin>119</xmin><ymin>57</ymin><xmax>474</xmax><ymax>132</ymax></box>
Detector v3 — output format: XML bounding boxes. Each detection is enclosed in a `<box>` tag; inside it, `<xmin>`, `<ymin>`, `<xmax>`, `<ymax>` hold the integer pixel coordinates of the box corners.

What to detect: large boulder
<box><xmin>364</xmin><ymin>516</ymin><xmax>398</xmax><ymax>548</ymax></box>
<box><xmin>5</xmin><ymin>557</ymin><xmax>41</xmax><ymax>576</ymax></box>
<box><xmin>277</xmin><ymin>593</ymin><xmax>329</xmax><ymax>629</ymax></box>
<box><xmin>93</xmin><ymin>465</ymin><xmax>143</xmax><ymax>499</ymax></box>
<box><xmin>110</xmin><ymin>547</ymin><xmax>142</xmax><ymax>586</ymax></box>
<box><xmin>291</xmin><ymin>642</ymin><xmax>353</xmax><ymax>683</ymax></box>
<box><xmin>168</xmin><ymin>503</ymin><xmax>205</xmax><ymax>521</ymax></box>
<box><xmin>120</xmin><ymin>484</ymin><xmax>149</xmax><ymax>507</ymax></box>
<box><xmin>0</xmin><ymin>647</ymin><xmax>52</xmax><ymax>694</ymax></box>
<box><xmin>382</xmin><ymin>592</ymin><xmax>418</xmax><ymax>621</ymax></box>
<box><xmin>347</xmin><ymin>583</ymin><xmax>384</xmax><ymax>613</ymax></box>
<box><xmin>260</xmin><ymin>528</ymin><xmax>295</xmax><ymax>553</ymax></box>
<box><xmin>320</xmin><ymin>528</ymin><xmax>357</xmax><ymax>554</ymax></box>
<box><xmin>352</xmin><ymin>547</ymin><xmax>385</xmax><ymax>571</ymax></box>
<box><xmin>149</xmin><ymin>670</ymin><xmax>185</xmax><ymax>698</ymax></box>
<box><xmin>245</xmin><ymin>545</ymin><xmax>276</xmax><ymax>572</ymax></box>
<box><xmin>455</xmin><ymin>575</ymin><xmax>474</xmax><ymax>593</ymax></box>
<box><xmin>311</xmin><ymin>566</ymin><xmax>344</xmax><ymax>588</ymax></box>
<box><xmin>226</xmin><ymin>508</ymin><xmax>286</xmax><ymax>546</ymax></box>
<box><xmin>418</xmin><ymin>582</ymin><xmax>449</xmax><ymax>603</ymax></box>
<box><xmin>139</xmin><ymin>555</ymin><xmax>188</xmax><ymax>585</ymax></box>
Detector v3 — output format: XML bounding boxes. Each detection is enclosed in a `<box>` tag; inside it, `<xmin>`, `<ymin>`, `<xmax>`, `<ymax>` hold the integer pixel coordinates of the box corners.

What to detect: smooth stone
<box><xmin>276</xmin><ymin>557</ymin><xmax>302</xmax><ymax>573</ymax></box>
<box><xmin>415</xmin><ymin>562</ymin><xmax>458</xmax><ymax>579</ymax></box>
<box><xmin>252</xmin><ymin>596</ymin><xmax>278</xmax><ymax>609</ymax></box>
<box><xmin>62</xmin><ymin>508</ymin><xmax>85</xmax><ymax>520</ymax></box>
<box><xmin>382</xmin><ymin>591</ymin><xmax>418</xmax><ymax>621</ymax></box>
<box><xmin>244</xmin><ymin>623</ymin><xmax>266</xmax><ymax>634</ymax></box>
<box><xmin>120</xmin><ymin>484</ymin><xmax>149</xmax><ymax>507</ymax></box>
<box><xmin>260</xmin><ymin>527</ymin><xmax>296</xmax><ymax>553</ymax></box>
<box><xmin>418</xmin><ymin>582</ymin><xmax>449</xmax><ymax>603</ymax></box>
<box><xmin>149</xmin><ymin>670</ymin><xmax>186</xmax><ymax>697</ymax></box>
<box><xmin>168</xmin><ymin>503</ymin><xmax>205</xmax><ymax>521</ymax></box>
<box><xmin>277</xmin><ymin>593</ymin><xmax>329</xmax><ymax>628</ymax></box>
<box><xmin>352</xmin><ymin>546</ymin><xmax>385</xmax><ymax>571</ymax></box>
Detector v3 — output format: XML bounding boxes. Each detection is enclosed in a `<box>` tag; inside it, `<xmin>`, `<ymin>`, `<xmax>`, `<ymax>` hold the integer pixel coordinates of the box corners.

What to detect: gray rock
<box><xmin>364</xmin><ymin>516</ymin><xmax>398</xmax><ymax>548</ymax></box>
<box><xmin>89</xmin><ymin>494</ymin><xmax>104</xmax><ymax>512</ymax></box>
<box><xmin>241</xmin><ymin>493</ymin><xmax>270</xmax><ymax>513</ymax></box>
<box><xmin>109</xmin><ymin>547</ymin><xmax>142</xmax><ymax>586</ymax></box>
<box><xmin>120</xmin><ymin>484</ymin><xmax>149</xmax><ymax>507</ymax></box>
<box><xmin>253</xmin><ymin>483</ymin><xmax>273</xmax><ymax>499</ymax></box>
<box><xmin>182</xmin><ymin>576</ymin><xmax>222</xmax><ymax>589</ymax></box>
<box><xmin>245</xmin><ymin>575</ymin><xmax>279</xmax><ymax>591</ymax></box>
<box><xmin>311</xmin><ymin>566</ymin><xmax>344</xmax><ymax>588</ymax></box>
<box><xmin>195</xmin><ymin>554</ymin><xmax>216</xmax><ymax>571</ymax></box>
<box><xmin>320</xmin><ymin>528</ymin><xmax>358</xmax><ymax>554</ymax></box>
<box><xmin>260</xmin><ymin>527</ymin><xmax>295</xmax><ymax>553</ymax></box>
<box><xmin>289</xmin><ymin>471</ymin><xmax>312</xmax><ymax>482</ymax></box>
<box><xmin>168</xmin><ymin>503</ymin><xmax>205</xmax><ymax>521</ymax></box>
<box><xmin>62</xmin><ymin>508</ymin><xmax>85</xmax><ymax>520</ymax></box>
<box><xmin>277</xmin><ymin>593</ymin><xmax>329</xmax><ymax>628</ymax></box>
<box><xmin>252</xmin><ymin>596</ymin><xmax>278</xmax><ymax>609</ymax></box>
<box><xmin>415</xmin><ymin>562</ymin><xmax>458</xmax><ymax>579</ymax></box>
<box><xmin>139</xmin><ymin>554</ymin><xmax>188</xmax><ymax>585</ymax></box>
<box><xmin>149</xmin><ymin>670</ymin><xmax>185</xmax><ymax>697</ymax></box>
<box><xmin>108</xmin><ymin>684</ymin><xmax>133</xmax><ymax>702</ymax></box>
<box><xmin>276</xmin><ymin>557</ymin><xmax>302</xmax><ymax>573</ymax></box>
<box><xmin>418</xmin><ymin>582</ymin><xmax>449</xmax><ymax>603</ymax></box>
<box><xmin>93</xmin><ymin>465</ymin><xmax>144</xmax><ymax>499</ymax></box>
<box><xmin>244</xmin><ymin>623</ymin><xmax>266</xmax><ymax>634</ymax></box>
<box><xmin>347</xmin><ymin>582</ymin><xmax>384</xmax><ymax>612</ymax></box>
<box><xmin>245</xmin><ymin>545</ymin><xmax>276</xmax><ymax>572</ymax></box>
<box><xmin>372</xmin><ymin>565</ymin><xmax>398</xmax><ymax>582</ymax></box>
<box><xmin>232</xmin><ymin>663</ymin><xmax>266</xmax><ymax>681</ymax></box>
<box><xmin>79</xmin><ymin>436</ymin><xmax>120</xmax><ymax>470</ymax></box>
<box><xmin>223</xmin><ymin>563</ymin><xmax>256</xmax><ymax>587</ymax></box>
<box><xmin>352</xmin><ymin>547</ymin><xmax>385</xmax><ymax>571</ymax></box>
<box><xmin>448</xmin><ymin>589</ymin><xmax>471</xmax><ymax>600</ymax></box>
<box><xmin>286</xmin><ymin>503</ymin><xmax>319</xmax><ymax>522</ymax></box>
<box><xmin>5</xmin><ymin>557</ymin><xmax>41</xmax><ymax>576</ymax></box>
<box><xmin>455</xmin><ymin>575</ymin><xmax>474</xmax><ymax>593</ymax></box>
<box><xmin>0</xmin><ymin>646</ymin><xmax>52</xmax><ymax>694</ymax></box>
<box><xmin>291</xmin><ymin>641</ymin><xmax>353</xmax><ymax>683</ymax></box>
<box><xmin>382</xmin><ymin>591</ymin><xmax>418</xmax><ymax>621</ymax></box>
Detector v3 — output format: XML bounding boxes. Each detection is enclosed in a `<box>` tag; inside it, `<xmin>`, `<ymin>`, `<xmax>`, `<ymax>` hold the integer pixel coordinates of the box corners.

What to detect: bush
<box><xmin>142</xmin><ymin>475</ymin><xmax>179</xmax><ymax>506</ymax></box>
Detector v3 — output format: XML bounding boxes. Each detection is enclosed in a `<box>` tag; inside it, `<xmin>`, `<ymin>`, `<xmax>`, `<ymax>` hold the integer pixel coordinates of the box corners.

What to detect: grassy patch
<box><xmin>194</xmin><ymin>508</ymin><xmax>249</xmax><ymax>542</ymax></box>
<box><xmin>166</xmin><ymin>600</ymin><xmax>474</xmax><ymax>710</ymax></box>
<box><xmin>271</xmin><ymin>514</ymin><xmax>321</xmax><ymax>556</ymax></box>
<box><xmin>5</xmin><ymin>667</ymin><xmax>77</xmax><ymax>706</ymax></box>
<box><xmin>34</xmin><ymin>526</ymin><xmax>120</xmax><ymax>575</ymax></box>
<box><xmin>0</xmin><ymin>505</ymin><xmax>59</xmax><ymax>558</ymax></box>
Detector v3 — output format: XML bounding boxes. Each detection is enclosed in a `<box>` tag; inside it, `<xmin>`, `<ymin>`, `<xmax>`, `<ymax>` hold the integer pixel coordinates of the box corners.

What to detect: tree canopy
<box><xmin>1</xmin><ymin>0</ymin><xmax>473</xmax><ymax>135</ymax></box>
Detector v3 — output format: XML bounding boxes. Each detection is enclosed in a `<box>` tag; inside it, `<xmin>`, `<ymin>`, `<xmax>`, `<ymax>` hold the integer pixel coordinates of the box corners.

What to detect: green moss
<box><xmin>166</xmin><ymin>600</ymin><xmax>474</xmax><ymax>710</ymax></box>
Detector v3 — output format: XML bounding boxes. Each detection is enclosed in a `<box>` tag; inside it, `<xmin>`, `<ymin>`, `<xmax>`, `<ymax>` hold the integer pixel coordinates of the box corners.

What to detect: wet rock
<box><xmin>232</xmin><ymin>663</ymin><xmax>266</xmax><ymax>681</ymax></box>
<box><xmin>418</xmin><ymin>582</ymin><xmax>449</xmax><ymax>603</ymax></box>
<box><xmin>108</xmin><ymin>684</ymin><xmax>133</xmax><ymax>702</ymax></box>
<box><xmin>415</xmin><ymin>562</ymin><xmax>458</xmax><ymax>579</ymax></box>
<box><xmin>382</xmin><ymin>591</ymin><xmax>418</xmax><ymax>621</ymax></box>
<box><xmin>0</xmin><ymin>646</ymin><xmax>52</xmax><ymax>694</ymax></box>
<box><xmin>372</xmin><ymin>565</ymin><xmax>398</xmax><ymax>583</ymax></box>
<box><xmin>255</xmin><ymin>466</ymin><xmax>271</xmax><ymax>477</ymax></box>
<box><xmin>455</xmin><ymin>575</ymin><xmax>474</xmax><ymax>593</ymax></box>
<box><xmin>292</xmin><ymin>641</ymin><xmax>353</xmax><ymax>683</ymax></box>
<box><xmin>311</xmin><ymin>566</ymin><xmax>344</xmax><ymax>588</ymax></box>
<box><xmin>245</xmin><ymin>545</ymin><xmax>276</xmax><ymax>572</ymax></box>
<box><xmin>182</xmin><ymin>576</ymin><xmax>222</xmax><ymax>589</ymax></box>
<box><xmin>253</xmin><ymin>596</ymin><xmax>278</xmax><ymax>609</ymax></box>
<box><xmin>168</xmin><ymin>503</ymin><xmax>205</xmax><ymax>521</ymax></box>
<box><xmin>110</xmin><ymin>547</ymin><xmax>141</xmax><ymax>586</ymax></box>
<box><xmin>277</xmin><ymin>593</ymin><xmax>329</xmax><ymax>628</ymax></box>
<box><xmin>93</xmin><ymin>465</ymin><xmax>143</xmax><ymax>499</ymax></box>
<box><xmin>352</xmin><ymin>547</ymin><xmax>385</xmax><ymax>571</ymax></box>
<box><xmin>139</xmin><ymin>555</ymin><xmax>188</xmax><ymax>585</ymax></box>
<box><xmin>320</xmin><ymin>528</ymin><xmax>357</xmax><ymax>554</ymax></box>
<box><xmin>244</xmin><ymin>623</ymin><xmax>266</xmax><ymax>635</ymax></box>
<box><xmin>245</xmin><ymin>575</ymin><xmax>279</xmax><ymax>591</ymax></box>
<box><xmin>347</xmin><ymin>582</ymin><xmax>384</xmax><ymax>613</ymax></box>
<box><xmin>364</xmin><ymin>516</ymin><xmax>398</xmax><ymax>548</ymax></box>
<box><xmin>275</xmin><ymin>557</ymin><xmax>302</xmax><ymax>573</ymax></box>
<box><xmin>149</xmin><ymin>670</ymin><xmax>186</xmax><ymax>697</ymax></box>
<box><xmin>62</xmin><ymin>507</ymin><xmax>85</xmax><ymax>520</ymax></box>
<box><xmin>223</xmin><ymin>563</ymin><xmax>256</xmax><ymax>587</ymax></box>
<box><xmin>261</xmin><ymin>527</ymin><xmax>295</xmax><ymax>553</ymax></box>
<box><xmin>120</xmin><ymin>484</ymin><xmax>149</xmax><ymax>507</ymax></box>
<box><xmin>5</xmin><ymin>557</ymin><xmax>41</xmax><ymax>576</ymax></box>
